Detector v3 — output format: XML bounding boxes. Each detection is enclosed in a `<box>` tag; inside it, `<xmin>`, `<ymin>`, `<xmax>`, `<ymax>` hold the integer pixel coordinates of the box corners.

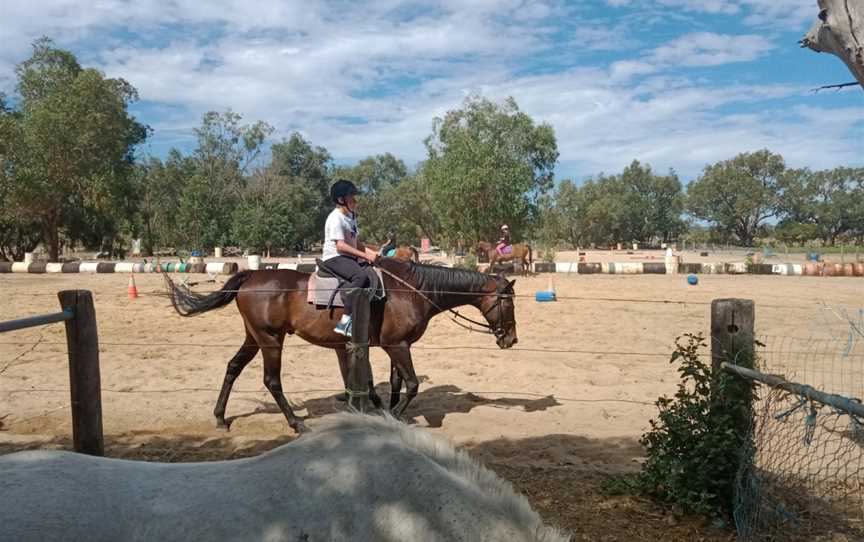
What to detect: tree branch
<box><xmin>810</xmin><ymin>81</ymin><xmax>860</xmax><ymax>92</ymax></box>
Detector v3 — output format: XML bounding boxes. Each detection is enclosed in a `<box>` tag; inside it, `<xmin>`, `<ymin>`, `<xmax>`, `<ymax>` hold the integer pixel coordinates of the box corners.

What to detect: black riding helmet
<box><xmin>330</xmin><ymin>179</ymin><xmax>358</xmax><ymax>206</ymax></box>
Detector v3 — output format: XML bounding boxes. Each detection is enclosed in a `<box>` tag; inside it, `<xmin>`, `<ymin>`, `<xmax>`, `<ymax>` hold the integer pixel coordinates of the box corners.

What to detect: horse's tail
<box><xmin>528</xmin><ymin>244</ymin><xmax>533</xmax><ymax>267</ymax></box>
<box><xmin>164</xmin><ymin>271</ymin><xmax>254</xmax><ymax>317</ymax></box>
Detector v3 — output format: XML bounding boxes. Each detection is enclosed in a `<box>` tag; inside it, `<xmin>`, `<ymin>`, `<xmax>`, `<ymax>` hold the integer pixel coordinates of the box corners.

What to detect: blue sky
<box><xmin>1</xmin><ymin>0</ymin><xmax>861</xmax><ymax>183</ymax></box>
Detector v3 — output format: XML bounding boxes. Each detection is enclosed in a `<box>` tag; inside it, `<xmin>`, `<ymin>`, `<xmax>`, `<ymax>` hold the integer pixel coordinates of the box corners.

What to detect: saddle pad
<box><xmin>307</xmin><ymin>268</ymin><xmax>386</xmax><ymax>307</ymax></box>
<box><xmin>497</xmin><ymin>245</ymin><xmax>513</xmax><ymax>255</ymax></box>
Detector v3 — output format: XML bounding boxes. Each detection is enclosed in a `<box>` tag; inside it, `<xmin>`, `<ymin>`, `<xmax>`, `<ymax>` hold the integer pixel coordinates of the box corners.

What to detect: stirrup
<box><xmin>334</xmin><ymin>319</ymin><xmax>352</xmax><ymax>337</ymax></box>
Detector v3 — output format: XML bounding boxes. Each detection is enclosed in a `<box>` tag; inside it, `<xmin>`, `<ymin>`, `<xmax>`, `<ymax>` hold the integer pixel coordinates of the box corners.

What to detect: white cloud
<box><xmin>603</xmin><ymin>0</ymin><xmax>816</xmax><ymax>30</ymax></box>
<box><xmin>656</xmin><ymin>0</ymin><xmax>740</xmax><ymax>15</ymax></box>
<box><xmin>650</xmin><ymin>32</ymin><xmax>775</xmax><ymax>67</ymax></box>
<box><xmin>608</xmin><ymin>32</ymin><xmax>775</xmax><ymax>82</ymax></box>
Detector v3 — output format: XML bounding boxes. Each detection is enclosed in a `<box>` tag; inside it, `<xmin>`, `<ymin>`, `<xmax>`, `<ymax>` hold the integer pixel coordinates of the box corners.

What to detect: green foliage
<box><xmin>0</xmin><ymin>103</ymin><xmax>41</xmax><ymax>260</ymax></box>
<box><xmin>335</xmin><ymin>153</ymin><xmax>406</xmax><ymax>195</ymax></box>
<box><xmin>547</xmin><ymin>161</ymin><xmax>685</xmax><ymax>247</ymax></box>
<box><xmin>423</xmin><ymin>95</ymin><xmax>558</xmax><ymax>245</ymax></box>
<box><xmin>538</xmin><ymin>245</ymin><xmax>557</xmax><ymax>263</ymax></box>
<box><xmin>454</xmin><ymin>254</ymin><xmax>478</xmax><ymax>271</ymax></box>
<box><xmin>608</xmin><ymin>333</ymin><xmax>752</xmax><ymax>519</ymax></box>
<box><xmin>1</xmin><ymin>38</ymin><xmax>148</xmax><ymax>260</ymax></box>
<box><xmin>776</xmin><ymin>166</ymin><xmax>864</xmax><ymax>246</ymax></box>
<box><xmin>687</xmin><ymin>149</ymin><xmax>785</xmax><ymax>246</ymax></box>
<box><xmin>268</xmin><ymin>132</ymin><xmax>334</xmax><ymax>248</ymax></box>
<box><xmin>130</xmin><ymin>152</ymin><xmax>191</xmax><ymax>255</ymax></box>
<box><xmin>231</xmin><ymin>171</ymin><xmax>315</xmax><ymax>254</ymax></box>
<box><xmin>337</xmin><ymin>154</ymin><xmax>412</xmax><ymax>243</ymax></box>
<box><xmin>174</xmin><ymin>110</ymin><xmax>273</xmax><ymax>250</ymax></box>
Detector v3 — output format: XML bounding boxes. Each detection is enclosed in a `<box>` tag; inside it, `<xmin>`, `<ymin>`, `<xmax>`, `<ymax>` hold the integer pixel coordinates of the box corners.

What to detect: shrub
<box><xmin>539</xmin><ymin>245</ymin><xmax>557</xmax><ymax>263</ymax></box>
<box><xmin>604</xmin><ymin>332</ymin><xmax>752</xmax><ymax>520</ymax></box>
<box><xmin>454</xmin><ymin>254</ymin><xmax>478</xmax><ymax>271</ymax></box>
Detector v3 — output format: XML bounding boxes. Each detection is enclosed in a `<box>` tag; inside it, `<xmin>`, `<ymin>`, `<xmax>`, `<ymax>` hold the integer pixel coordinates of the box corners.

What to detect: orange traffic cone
<box><xmin>127</xmin><ymin>274</ymin><xmax>139</xmax><ymax>300</ymax></box>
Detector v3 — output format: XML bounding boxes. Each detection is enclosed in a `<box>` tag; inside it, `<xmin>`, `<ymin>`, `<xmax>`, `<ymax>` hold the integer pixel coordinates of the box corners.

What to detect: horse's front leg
<box><xmin>383</xmin><ymin>345</ymin><xmax>419</xmax><ymax>416</ymax></box>
<box><xmin>214</xmin><ymin>330</ymin><xmax>259</xmax><ymax>430</ymax></box>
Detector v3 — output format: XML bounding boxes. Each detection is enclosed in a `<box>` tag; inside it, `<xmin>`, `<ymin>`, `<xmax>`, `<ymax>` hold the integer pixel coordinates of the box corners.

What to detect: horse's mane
<box><xmin>408</xmin><ymin>261</ymin><xmax>492</xmax><ymax>294</ymax></box>
<box><xmin>379</xmin><ymin>259</ymin><xmax>491</xmax><ymax>294</ymax></box>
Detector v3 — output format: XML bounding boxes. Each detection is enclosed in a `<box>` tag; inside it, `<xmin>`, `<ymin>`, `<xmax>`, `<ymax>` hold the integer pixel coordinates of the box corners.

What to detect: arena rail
<box><xmin>0</xmin><ymin>290</ymin><xmax>103</xmax><ymax>455</ymax></box>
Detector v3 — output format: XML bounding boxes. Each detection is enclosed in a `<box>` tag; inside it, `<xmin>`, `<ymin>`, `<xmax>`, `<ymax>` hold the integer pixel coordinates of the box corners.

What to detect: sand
<box><xmin>1</xmin><ymin>268</ymin><xmax>860</xmax><ymax>539</ymax></box>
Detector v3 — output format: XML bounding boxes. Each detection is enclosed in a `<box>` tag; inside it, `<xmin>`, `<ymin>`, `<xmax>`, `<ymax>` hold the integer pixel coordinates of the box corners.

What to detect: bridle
<box><xmin>478</xmin><ymin>282</ymin><xmax>515</xmax><ymax>339</ymax></box>
<box><xmin>377</xmin><ymin>266</ymin><xmax>514</xmax><ymax>337</ymax></box>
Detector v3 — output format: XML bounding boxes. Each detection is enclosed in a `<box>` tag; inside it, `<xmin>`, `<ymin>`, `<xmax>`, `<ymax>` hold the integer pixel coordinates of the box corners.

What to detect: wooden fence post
<box><xmin>58</xmin><ymin>290</ymin><xmax>104</xmax><ymax>456</ymax></box>
<box><xmin>347</xmin><ymin>288</ymin><xmax>372</xmax><ymax>412</ymax></box>
<box><xmin>711</xmin><ymin>298</ymin><xmax>756</xmax><ymax>514</ymax></box>
<box><xmin>711</xmin><ymin>298</ymin><xmax>755</xmax><ymax>372</ymax></box>
<box><xmin>711</xmin><ymin>297</ymin><xmax>755</xmax><ymax>437</ymax></box>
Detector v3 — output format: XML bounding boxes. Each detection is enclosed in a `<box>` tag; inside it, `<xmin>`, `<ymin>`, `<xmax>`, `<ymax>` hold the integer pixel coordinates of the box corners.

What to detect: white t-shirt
<box><xmin>322</xmin><ymin>208</ymin><xmax>358</xmax><ymax>261</ymax></box>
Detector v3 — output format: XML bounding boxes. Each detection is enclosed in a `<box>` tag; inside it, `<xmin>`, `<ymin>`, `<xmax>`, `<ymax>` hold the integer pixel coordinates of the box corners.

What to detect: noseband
<box><xmin>480</xmin><ymin>287</ymin><xmax>514</xmax><ymax>338</ymax></box>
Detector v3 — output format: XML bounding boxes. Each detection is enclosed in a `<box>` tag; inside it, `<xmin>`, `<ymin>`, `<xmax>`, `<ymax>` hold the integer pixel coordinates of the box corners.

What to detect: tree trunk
<box><xmin>44</xmin><ymin>211</ymin><xmax>60</xmax><ymax>262</ymax></box>
<box><xmin>801</xmin><ymin>0</ymin><xmax>864</xmax><ymax>90</ymax></box>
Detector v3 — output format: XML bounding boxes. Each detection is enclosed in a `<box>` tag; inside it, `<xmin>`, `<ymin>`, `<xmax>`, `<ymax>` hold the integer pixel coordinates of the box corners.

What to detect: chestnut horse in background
<box><xmin>367</xmin><ymin>243</ymin><xmax>419</xmax><ymax>262</ymax></box>
<box><xmin>474</xmin><ymin>241</ymin><xmax>533</xmax><ymax>276</ymax></box>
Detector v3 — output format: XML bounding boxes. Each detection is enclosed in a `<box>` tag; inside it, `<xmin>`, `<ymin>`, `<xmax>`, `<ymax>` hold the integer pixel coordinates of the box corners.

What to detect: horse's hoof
<box><xmin>215</xmin><ymin>421</ymin><xmax>230</xmax><ymax>432</ymax></box>
<box><xmin>292</xmin><ymin>420</ymin><xmax>309</xmax><ymax>434</ymax></box>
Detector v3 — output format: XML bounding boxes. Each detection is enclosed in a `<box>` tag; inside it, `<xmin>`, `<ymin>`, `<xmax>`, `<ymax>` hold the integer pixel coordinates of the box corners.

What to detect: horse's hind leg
<box><xmin>383</xmin><ymin>345</ymin><xmax>419</xmax><ymax>416</ymax></box>
<box><xmin>258</xmin><ymin>331</ymin><xmax>307</xmax><ymax>433</ymax></box>
<box><xmin>214</xmin><ymin>328</ymin><xmax>259</xmax><ymax>430</ymax></box>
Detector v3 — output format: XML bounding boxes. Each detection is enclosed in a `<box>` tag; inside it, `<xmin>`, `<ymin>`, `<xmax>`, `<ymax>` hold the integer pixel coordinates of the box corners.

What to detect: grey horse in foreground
<box><xmin>0</xmin><ymin>413</ymin><xmax>570</xmax><ymax>542</ymax></box>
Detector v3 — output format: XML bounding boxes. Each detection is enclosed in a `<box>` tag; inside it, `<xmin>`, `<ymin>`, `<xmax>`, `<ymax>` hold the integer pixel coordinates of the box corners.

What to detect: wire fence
<box><xmin>3</xmin><ymin>281</ymin><xmax>864</xmax><ymax>538</ymax></box>
<box><xmin>733</xmin><ymin>330</ymin><xmax>864</xmax><ymax>541</ymax></box>
<box><xmin>0</xmin><ymin>291</ymin><xmax>680</xmax><ymax>433</ymax></box>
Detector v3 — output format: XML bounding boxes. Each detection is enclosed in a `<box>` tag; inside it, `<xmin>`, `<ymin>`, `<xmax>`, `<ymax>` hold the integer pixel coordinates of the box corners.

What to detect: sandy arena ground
<box><xmin>2</xmin><ymin>267</ymin><xmax>861</xmax><ymax>540</ymax></box>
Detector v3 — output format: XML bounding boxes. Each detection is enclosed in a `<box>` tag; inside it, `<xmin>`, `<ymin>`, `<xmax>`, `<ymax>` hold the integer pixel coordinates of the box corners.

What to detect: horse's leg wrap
<box><xmin>389</xmin><ymin>364</ymin><xmax>403</xmax><ymax>410</ymax></box>
<box><xmin>384</xmin><ymin>346</ymin><xmax>419</xmax><ymax>416</ymax></box>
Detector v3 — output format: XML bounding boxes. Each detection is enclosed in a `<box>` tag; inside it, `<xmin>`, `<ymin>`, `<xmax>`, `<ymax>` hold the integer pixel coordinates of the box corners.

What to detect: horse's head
<box><xmin>478</xmin><ymin>276</ymin><xmax>517</xmax><ymax>349</ymax></box>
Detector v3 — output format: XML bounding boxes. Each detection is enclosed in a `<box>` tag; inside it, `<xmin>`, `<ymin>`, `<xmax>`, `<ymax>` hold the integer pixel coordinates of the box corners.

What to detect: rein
<box><xmin>376</xmin><ymin>266</ymin><xmax>499</xmax><ymax>335</ymax></box>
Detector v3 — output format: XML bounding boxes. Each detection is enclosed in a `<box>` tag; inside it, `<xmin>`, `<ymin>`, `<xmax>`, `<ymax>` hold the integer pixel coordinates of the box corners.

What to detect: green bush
<box><xmin>454</xmin><ymin>254</ymin><xmax>478</xmax><ymax>271</ymax></box>
<box><xmin>604</xmin><ymin>333</ymin><xmax>752</xmax><ymax>520</ymax></box>
<box><xmin>539</xmin><ymin>245</ymin><xmax>557</xmax><ymax>263</ymax></box>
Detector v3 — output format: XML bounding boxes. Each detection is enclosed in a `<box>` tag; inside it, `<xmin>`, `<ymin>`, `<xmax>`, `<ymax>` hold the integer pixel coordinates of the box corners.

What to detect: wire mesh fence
<box><xmin>733</xmin><ymin>330</ymin><xmax>864</xmax><ymax>541</ymax></box>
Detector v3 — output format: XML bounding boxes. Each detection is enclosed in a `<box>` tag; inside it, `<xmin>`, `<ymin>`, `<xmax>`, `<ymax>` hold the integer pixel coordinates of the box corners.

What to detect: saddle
<box><xmin>496</xmin><ymin>244</ymin><xmax>513</xmax><ymax>255</ymax></box>
<box><xmin>307</xmin><ymin>259</ymin><xmax>385</xmax><ymax>311</ymax></box>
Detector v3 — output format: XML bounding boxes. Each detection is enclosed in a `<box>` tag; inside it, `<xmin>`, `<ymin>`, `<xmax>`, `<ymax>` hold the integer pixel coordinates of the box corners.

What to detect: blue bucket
<box><xmin>535</xmin><ymin>291</ymin><xmax>557</xmax><ymax>302</ymax></box>
<box><xmin>807</xmin><ymin>252</ymin><xmax>820</xmax><ymax>262</ymax></box>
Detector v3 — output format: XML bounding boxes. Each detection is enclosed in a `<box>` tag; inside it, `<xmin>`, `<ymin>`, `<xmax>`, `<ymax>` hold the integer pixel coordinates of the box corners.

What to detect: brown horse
<box><xmin>395</xmin><ymin>245</ymin><xmax>420</xmax><ymax>262</ymax></box>
<box><xmin>366</xmin><ymin>243</ymin><xmax>419</xmax><ymax>262</ymax></box>
<box><xmin>475</xmin><ymin>241</ymin><xmax>533</xmax><ymax>276</ymax></box>
<box><xmin>164</xmin><ymin>258</ymin><xmax>517</xmax><ymax>433</ymax></box>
